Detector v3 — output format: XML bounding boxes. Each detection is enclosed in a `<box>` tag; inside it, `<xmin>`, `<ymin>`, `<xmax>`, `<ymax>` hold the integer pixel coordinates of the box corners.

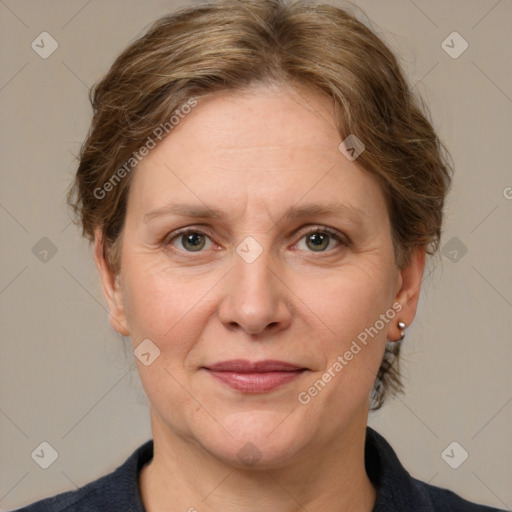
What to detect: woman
<box><xmin>15</xmin><ymin>0</ymin><xmax>507</xmax><ymax>510</ymax></box>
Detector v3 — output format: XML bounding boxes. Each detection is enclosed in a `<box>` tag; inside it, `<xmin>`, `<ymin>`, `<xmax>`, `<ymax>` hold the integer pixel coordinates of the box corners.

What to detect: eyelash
<box><xmin>164</xmin><ymin>226</ymin><xmax>349</xmax><ymax>255</ymax></box>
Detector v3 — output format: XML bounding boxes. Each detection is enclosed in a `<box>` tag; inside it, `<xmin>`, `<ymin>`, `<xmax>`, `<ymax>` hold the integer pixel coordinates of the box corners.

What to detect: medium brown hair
<box><xmin>68</xmin><ymin>0</ymin><xmax>453</xmax><ymax>409</ymax></box>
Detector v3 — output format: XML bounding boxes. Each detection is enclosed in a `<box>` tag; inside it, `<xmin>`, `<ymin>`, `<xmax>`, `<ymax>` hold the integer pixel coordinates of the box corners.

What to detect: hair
<box><xmin>68</xmin><ymin>0</ymin><xmax>453</xmax><ymax>410</ymax></box>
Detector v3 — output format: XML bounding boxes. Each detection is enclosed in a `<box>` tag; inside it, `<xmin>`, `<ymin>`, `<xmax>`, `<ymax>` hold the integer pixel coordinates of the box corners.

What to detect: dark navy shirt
<box><xmin>12</xmin><ymin>427</ymin><xmax>506</xmax><ymax>511</ymax></box>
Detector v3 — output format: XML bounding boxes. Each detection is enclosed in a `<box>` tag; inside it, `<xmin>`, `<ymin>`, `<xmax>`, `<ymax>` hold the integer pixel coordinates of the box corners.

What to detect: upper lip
<box><xmin>205</xmin><ymin>359</ymin><xmax>306</xmax><ymax>373</ymax></box>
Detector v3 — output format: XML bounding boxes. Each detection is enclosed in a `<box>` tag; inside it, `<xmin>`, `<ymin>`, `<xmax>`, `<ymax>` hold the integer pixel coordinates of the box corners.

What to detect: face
<box><xmin>95</xmin><ymin>83</ymin><xmax>424</xmax><ymax>469</ymax></box>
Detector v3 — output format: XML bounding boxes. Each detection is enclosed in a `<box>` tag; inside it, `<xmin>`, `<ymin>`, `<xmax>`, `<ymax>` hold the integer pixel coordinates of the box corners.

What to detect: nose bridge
<box><xmin>234</xmin><ymin>238</ymin><xmax>274</xmax><ymax>294</ymax></box>
<box><xmin>218</xmin><ymin>235</ymin><xmax>291</xmax><ymax>334</ymax></box>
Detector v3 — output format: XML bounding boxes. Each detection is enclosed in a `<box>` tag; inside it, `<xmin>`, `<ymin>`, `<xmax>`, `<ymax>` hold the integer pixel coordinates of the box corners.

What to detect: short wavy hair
<box><xmin>68</xmin><ymin>0</ymin><xmax>453</xmax><ymax>410</ymax></box>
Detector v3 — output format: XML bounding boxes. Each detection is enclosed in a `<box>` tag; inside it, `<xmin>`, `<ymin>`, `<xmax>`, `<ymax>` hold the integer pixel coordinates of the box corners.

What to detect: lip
<box><xmin>203</xmin><ymin>359</ymin><xmax>307</xmax><ymax>393</ymax></box>
<box><xmin>206</xmin><ymin>359</ymin><xmax>305</xmax><ymax>372</ymax></box>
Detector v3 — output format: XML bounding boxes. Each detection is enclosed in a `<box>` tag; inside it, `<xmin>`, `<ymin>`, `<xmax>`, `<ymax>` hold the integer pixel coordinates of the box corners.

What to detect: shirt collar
<box><xmin>365</xmin><ymin>426</ymin><xmax>434</xmax><ymax>511</ymax></box>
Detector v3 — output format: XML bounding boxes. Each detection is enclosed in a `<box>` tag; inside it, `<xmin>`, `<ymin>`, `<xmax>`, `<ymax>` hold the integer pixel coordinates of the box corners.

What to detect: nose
<box><xmin>217</xmin><ymin>245</ymin><xmax>293</xmax><ymax>335</ymax></box>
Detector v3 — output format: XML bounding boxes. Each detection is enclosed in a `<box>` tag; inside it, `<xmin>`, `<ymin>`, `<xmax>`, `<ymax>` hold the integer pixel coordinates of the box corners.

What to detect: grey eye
<box><xmin>170</xmin><ymin>231</ymin><xmax>212</xmax><ymax>252</ymax></box>
<box><xmin>305</xmin><ymin>232</ymin><xmax>331</xmax><ymax>251</ymax></box>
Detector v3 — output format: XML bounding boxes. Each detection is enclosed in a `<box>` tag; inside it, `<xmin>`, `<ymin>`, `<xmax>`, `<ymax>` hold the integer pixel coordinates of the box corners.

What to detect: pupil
<box><xmin>308</xmin><ymin>233</ymin><xmax>328</xmax><ymax>251</ymax></box>
<box><xmin>184</xmin><ymin>233</ymin><xmax>204</xmax><ymax>251</ymax></box>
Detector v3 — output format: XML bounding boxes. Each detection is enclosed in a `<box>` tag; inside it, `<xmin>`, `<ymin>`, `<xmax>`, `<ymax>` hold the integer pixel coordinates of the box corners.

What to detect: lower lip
<box><xmin>206</xmin><ymin>370</ymin><xmax>304</xmax><ymax>393</ymax></box>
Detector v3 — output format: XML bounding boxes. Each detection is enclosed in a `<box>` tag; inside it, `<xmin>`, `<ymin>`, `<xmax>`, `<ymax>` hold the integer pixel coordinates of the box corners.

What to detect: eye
<box><xmin>295</xmin><ymin>227</ymin><xmax>346</xmax><ymax>252</ymax></box>
<box><xmin>165</xmin><ymin>226</ymin><xmax>347</xmax><ymax>255</ymax></box>
<box><xmin>168</xmin><ymin>229</ymin><xmax>213</xmax><ymax>252</ymax></box>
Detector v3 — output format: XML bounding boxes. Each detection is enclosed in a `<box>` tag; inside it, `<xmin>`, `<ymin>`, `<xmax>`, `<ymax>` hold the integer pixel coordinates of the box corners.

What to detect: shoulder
<box><xmin>365</xmin><ymin>427</ymin><xmax>507</xmax><ymax>512</ymax></box>
<box><xmin>412</xmin><ymin>478</ymin><xmax>507</xmax><ymax>512</ymax></box>
<box><xmin>10</xmin><ymin>440</ymin><xmax>153</xmax><ymax>512</ymax></box>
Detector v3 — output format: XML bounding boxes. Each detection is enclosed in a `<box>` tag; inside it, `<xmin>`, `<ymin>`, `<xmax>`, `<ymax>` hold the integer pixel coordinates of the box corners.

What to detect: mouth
<box><xmin>202</xmin><ymin>359</ymin><xmax>308</xmax><ymax>393</ymax></box>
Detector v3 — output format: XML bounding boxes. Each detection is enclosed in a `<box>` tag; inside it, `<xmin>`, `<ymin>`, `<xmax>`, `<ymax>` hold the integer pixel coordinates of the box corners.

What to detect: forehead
<box><xmin>127</xmin><ymin>84</ymin><xmax>387</xmax><ymax>224</ymax></box>
<box><xmin>137</xmin><ymin>83</ymin><xmax>341</xmax><ymax>172</ymax></box>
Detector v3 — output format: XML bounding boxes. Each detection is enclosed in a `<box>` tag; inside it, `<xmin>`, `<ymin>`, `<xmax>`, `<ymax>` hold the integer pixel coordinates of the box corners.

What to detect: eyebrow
<box><xmin>143</xmin><ymin>201</ymin><xmax>366</xmax><ymax>226</ymax></box>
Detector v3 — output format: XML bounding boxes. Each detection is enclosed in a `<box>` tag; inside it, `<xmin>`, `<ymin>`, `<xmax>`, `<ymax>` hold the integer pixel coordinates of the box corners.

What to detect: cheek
<box><xmin>295</xmin><ymin>270</ymin><xmax>394</xmax><ymax>419</ymax></box>
<box><xmin>120</xmin><ymin>256</ymin><xmax>217</xmax><ymax>359</ymax></box>
<box><xmin>120</xmin><ymin>261</ymin><xmax>211</xmax><ymax>425</ymax></box>
<box><xmin>313</xmin><ymin>261</ymin><xmax>397</xmax><ymax>339</ymax></box>
<box><xmin>302</xmin><ymin>261</ymin><xmax>397</xmax><ymax>391</ymax></box>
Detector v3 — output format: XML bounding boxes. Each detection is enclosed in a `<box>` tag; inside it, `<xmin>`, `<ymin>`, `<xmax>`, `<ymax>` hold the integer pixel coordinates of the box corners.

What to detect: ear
<box><xmin>387</xmin><ymin>246</ymin><xmax>426</xmax><ymax>342</ymax></box>
<box><xmin>93</xmin><ymin>228</ymin><xmax>130</xmax><ymax>337</ymax></box>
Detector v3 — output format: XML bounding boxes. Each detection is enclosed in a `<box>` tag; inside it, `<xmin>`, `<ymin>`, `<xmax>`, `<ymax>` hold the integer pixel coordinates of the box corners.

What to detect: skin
<box><xmin>94</xmin><ymin>82</ymin><xmax>425</xmax><ymax>512</ymax></box>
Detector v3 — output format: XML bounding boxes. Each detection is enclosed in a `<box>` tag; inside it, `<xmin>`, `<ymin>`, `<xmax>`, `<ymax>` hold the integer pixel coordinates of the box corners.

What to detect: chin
<box><xmin>196</xmin><ymin>409</ymin><xmax>309</xmax><ymax>470</ymax></box>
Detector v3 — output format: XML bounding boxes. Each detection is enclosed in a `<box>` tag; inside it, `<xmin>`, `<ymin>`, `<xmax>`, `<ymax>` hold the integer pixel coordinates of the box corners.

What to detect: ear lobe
<box><xmin>388</xmin><ymin>246</ymin><xmax>426</xmax><ymax>341</ymax></box>
<box><xmin>93</xmin><ymin>228</ymin><xmax>130</xmax><ymax>337</ymax></box>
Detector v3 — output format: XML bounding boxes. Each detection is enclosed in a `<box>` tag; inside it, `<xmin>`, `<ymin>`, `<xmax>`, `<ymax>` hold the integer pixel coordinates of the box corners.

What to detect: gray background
<box><xmin>1</xmin><ymin>0</ymin><xmax>511</xmax><ymax>510</ymax></box>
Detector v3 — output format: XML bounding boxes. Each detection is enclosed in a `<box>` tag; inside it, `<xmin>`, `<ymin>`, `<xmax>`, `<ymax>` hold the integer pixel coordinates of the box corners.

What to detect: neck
<box><xmin>140</xmin><ymin>410</ymin><xmax>376</xmax><ymax>512</ymax></box>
